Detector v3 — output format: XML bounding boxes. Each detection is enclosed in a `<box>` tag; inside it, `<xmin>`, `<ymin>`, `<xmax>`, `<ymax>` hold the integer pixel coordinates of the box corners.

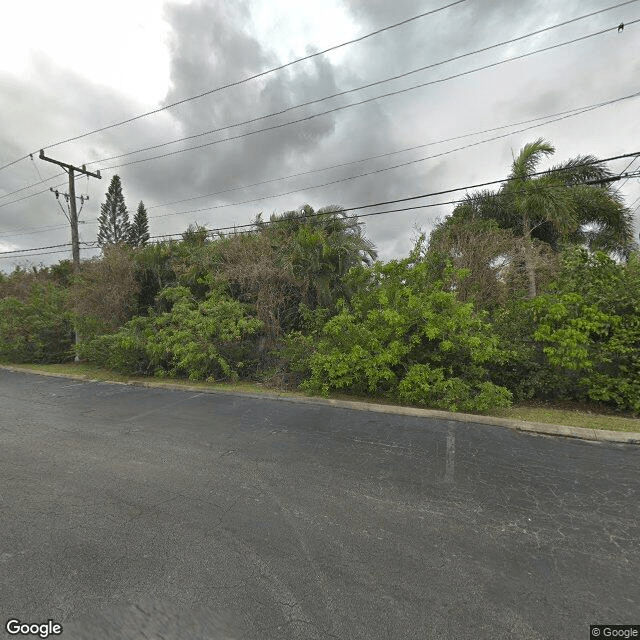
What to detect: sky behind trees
<box><xmin>1</xmin><ymin>0</ymin><xmax>639</xmax><ymax>270</ymax></box>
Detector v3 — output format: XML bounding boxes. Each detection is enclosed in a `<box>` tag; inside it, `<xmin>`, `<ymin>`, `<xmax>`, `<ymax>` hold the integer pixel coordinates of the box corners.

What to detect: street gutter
<box><xmin>1</xmin><ymin>364</ymin><xmax>638</xmax><ymax>445</ymax></box>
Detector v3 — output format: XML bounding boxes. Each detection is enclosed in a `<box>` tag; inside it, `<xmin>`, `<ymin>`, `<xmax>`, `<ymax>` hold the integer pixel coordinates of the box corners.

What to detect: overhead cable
<box><xmin>86</xmin><ymin>0</ymin><xmax>640</xmax><ymax>167</ymax></box>
<box><xmin>1</xmin><ymin>91</ymin><xmax>636</xmax><ymax>241</ymax></box>
<box><xmin>98</xmin><ymin>18</ymin><xmax>640</xmax><ymax>171</ymax></box>
<box><xmin>145</xmin><ymin>115</ymin><xmax>640</xmax><ymax>222</ymax></box>
<box><xmin>0</xmin><ymin>0</ymin><xmax>469</xmax><ymax>173</ymax></box>
<box><xmin>0</xmin><ymin>172</ymin><xmax>67</xmax><ymax>201</ymax></box>
<box><xmin>3</xmin><ymin>151</ymin><xmax>637</xmax><ymax>258</ymax></box>
<box><xmin>144</xmin><ymin>91</ymin><xmax>640</xmax><ymax>214</ymax></box>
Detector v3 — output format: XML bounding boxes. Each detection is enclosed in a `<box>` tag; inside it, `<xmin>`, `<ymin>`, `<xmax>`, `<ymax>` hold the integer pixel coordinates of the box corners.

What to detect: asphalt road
<box><xmin>0</xmin><ymin>369</ymin><xmax>638</xmax><ymax>640</ymax></box>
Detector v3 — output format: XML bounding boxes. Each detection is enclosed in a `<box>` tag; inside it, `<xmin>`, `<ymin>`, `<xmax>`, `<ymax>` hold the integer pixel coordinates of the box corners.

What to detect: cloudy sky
<box><xmin>1</xmin><ymin>0</ymin><xmax>639</xmax><ymax>270</ymax></box>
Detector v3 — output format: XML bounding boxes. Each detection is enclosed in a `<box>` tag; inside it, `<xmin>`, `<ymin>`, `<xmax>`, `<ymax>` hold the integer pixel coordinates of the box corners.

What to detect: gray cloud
<box><xmin>1</xmin><ymin>0</ymin><xmax>638</xmax><ymax>269</ymax></box>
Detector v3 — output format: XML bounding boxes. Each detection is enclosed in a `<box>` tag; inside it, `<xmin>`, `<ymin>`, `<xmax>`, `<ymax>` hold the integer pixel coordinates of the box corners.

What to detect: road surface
<box><xmin>0</xmin><ymin>369</ymin><xmax>638</xmax><ymax>639</ymax></box>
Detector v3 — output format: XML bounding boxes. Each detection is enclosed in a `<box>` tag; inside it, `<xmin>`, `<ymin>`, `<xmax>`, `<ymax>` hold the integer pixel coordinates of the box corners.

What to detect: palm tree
<box><xmin>443</xmin><ymin>139</ymin><xmax>634</xmax><ymax>298</ymax></box>
<box><xmin>257</xmin><ymin>204</ymin><xmax>377</xmax><ymax>308</ymax></box>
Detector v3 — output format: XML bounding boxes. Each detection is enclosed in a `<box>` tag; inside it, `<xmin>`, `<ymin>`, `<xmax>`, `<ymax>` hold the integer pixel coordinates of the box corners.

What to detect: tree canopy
<box><xmin>97</xmin><ymin>175</ymin><xmax>131</xmax><ymax>247</ymax></box>
<box><xmin>430</xmin><ymin>139</ymin><xmax>634</xmax><ymax>299</ymax></box>
<box><xmin>129</xmin><ymin>201</ymin><xmax>150</xmax><ymax>247</ymax></box>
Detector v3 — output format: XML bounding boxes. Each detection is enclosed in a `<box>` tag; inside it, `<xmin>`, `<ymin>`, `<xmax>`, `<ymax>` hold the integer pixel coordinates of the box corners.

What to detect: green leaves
<box><xmin>0</xmin><ymin>284</ymin><xmax>73</xmax><ymax>363</ymax></box>
<box><xmin>79</xmin><ymin>287</ymin><xmax>262</xmax><ymax>381</ymax></box>
<box><xmin>129</xmin><ymin>201</ymin><xmax>150</xmax><ymax>247</ymax></box>
<box><xmin>398</xmin><ymin>365</ymin><xmax>512</xmax><ymax>412</ymax></box>
<box><xmin>523</xmin><ymin>248</ymin><xmax>640</xmax><ymax>412</ymax></box>
<box><xmin>509</xmin><ymin>138</ymin><xmax>555</xmax><ymax>181</ymax></box>
<box><xmin>299</xmin><ymin>241</ymin><xmax>512</xmax><ymax>411</ymax></box>
<box><xmin>438</xmin><ymin>139</ymin><xmax>634</xmax><ymax>301</ymax></box>
<box><xmin>97</xmin><ymin>175</ymin><xmax>131</xmax><ymax>248</ymax></box>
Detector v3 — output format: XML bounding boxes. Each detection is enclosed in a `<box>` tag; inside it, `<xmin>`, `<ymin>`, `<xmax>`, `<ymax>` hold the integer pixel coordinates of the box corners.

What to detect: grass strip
<box><xmin>4</xmin><ymin>362</ymin><xmax>639</xmax><ymax>433</ymax></box>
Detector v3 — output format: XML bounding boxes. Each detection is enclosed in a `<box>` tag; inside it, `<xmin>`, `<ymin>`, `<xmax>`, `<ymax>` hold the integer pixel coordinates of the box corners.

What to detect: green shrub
<box><xmin>0</xmin><ymin>284</ymin><xmax>73</xmax><ymax>363</ymax></box>
<box><xmin>398</xmin><ymin>365</ymin><xmax>512</xmax><ymax>412</ymax></box>
<box><xmin>526</xmin><ymin>248</ymin><xmax>640</xmax><ymax>413</ymax></box>
<box><xmin>79</xmin><ymin>286</ymin><xmax>262</xmax><ymax>381</ymax></box>
<box><xmin>486</xmin><ymin>300</ymin><xmax>584</xmax><ymax>402</ymax></box>
<box><xmin>298</xmin><ymin>239</ymin><xmax>512</xmax><ymax>411</ymax></box>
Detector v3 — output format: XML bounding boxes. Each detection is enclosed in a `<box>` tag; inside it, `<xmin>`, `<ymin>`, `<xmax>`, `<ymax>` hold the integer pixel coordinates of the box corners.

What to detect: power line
<box><xmin>144</xmin><ymin>113</ymin><xmax>640</xmax><ymax>223</ymax></box>
<box><xmin>0</xmin><ymin>0</ymin><xmax>469</xmax><ymax>174</ymax></box>
<box><xmin>617</xmin><ymin>154</ymin><xmax>640</xmax><ymax>188</ymax></box>
<box><xmin>7</xmin><ymin>169</ymin><xmax>635</xmax><ymax>260</ymax></box>
<box><xmin>0</xmin><ymin>224</ymin><xmax>74</xmax><ymax>240</ymax></box>
<box><xmin>98</xmin><ymin>17</ymin><xmax>640</xmax><ymax>171</ymax></box>
<box><xmin>0</xmin><ymin>171</ymin><xmax>67</xmax><ymax>201</ymax></box>
<box><xmin>219</xmin><ymin>161</ymin><xmax>640</xmax><ymax>226</ymax></box>
<box><xmin>1</xmin><ymin>89</ymin><xmax>635</xmax><ymax>244</ymax></box>
<box><xmin>0</xmin><ymin>240</ymin><xmax>96</xmax><ymax>257</ymax></box>
<box><xmin>2</xmin><ymin>92</ymin><xmax>637</xmax><ymax>253</ymax></box>
<box><xmin>143</xmin><ymin>91</ymin><xmax>640</xmax><ymax>213</ymax></box>
<box><xmin>34</xmin><ymin>94</ymin><xmax>623</xmax><ymax>240</ymax></box>
<box><xmin>178</xmin><ymin>171</ymin><xmax>640</xmax><ymax>241</ymax></box>
<box><xmin>147</xmin><ymin>202</ymin><xmax>464</xmax><ymax>242</ymax></box>
<box><xmin>3</xmin><ymin>88</ymin><xmax>631</xmax><ymax>239</ymax></box>
<box><xmin>0</xmin><ymin>242</ymin><xmax>72</xmax><ymax>255</ymax></box>
<box><xmin>86</xmin><ymin>1</ymin><xmax>640</xmax><ymax>167</ymax></box>
<box><xmin>2</xmin><ymin>12</ymin><xmax>636</xmax><ymax>218</ymax></box>
<box><xmin>0</xmin><ymin>245</ymin><xmax>99</xmax><ymax>261</ymax></box>
<box><xmin>0</xmin><ymin>183</ymin><xmax>69</xmax><ymax>210</ymax></box>
<box><xmin>5</xmin><ymin>89</ymin><xmax>633</xmax><ymax>223</ymax></box>
<box><xmin>153</xmin><ymin>175</ymin><xmax>637</xmax><ymax>242</ymax></box>
<box><xmin>2</xmin><ymin>3</ymin><xmax>636</xmax><ymax>245</ymax></box>
<box><xmin>4</xmin><ymin>151</ymin><xmax>637</xmax><ymax>259</ymax></box>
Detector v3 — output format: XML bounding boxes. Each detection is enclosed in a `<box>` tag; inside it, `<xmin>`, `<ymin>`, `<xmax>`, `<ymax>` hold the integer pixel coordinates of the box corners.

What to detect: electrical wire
<box><xmin>144</xmin><ymin>92</ymin><xmax>639</xmax><ymax>211</ymax></box>
<box><xmin>0</xmin><ymin>223</ymin><xmax>75</xmax><ymax>240</ymax></box>
<box><xmin>617</xmin><ymin>154</ymin><xmax>640</xmax><ymax>188</ymax></box>
<box><xmin>0</xmin><ymin>242</ymin><xmax>72</xmax><ymax>255</ymax></box>
<box><xmin>3</xmin><ymin>152</ymin><xmax>637</xmax><ymax>259</ymax></box>
<box><xmin>2</xmin><ymin>87</ymin><xmax>632</xmax><ymax>234</ymax></box>
<box><xmin>0</xmin><ymin>184</ymin><xmax>68</xmax><ymax>210</ymax></box>
<box><xmin>0</xmin><ymin>0</ymin><xmax>469</xmax><ymax>174</ymax></box>
<box><xmin>150</xmin><ymin>179</ymin><xmax>632</xmax><ymax>241</ymax></box>
<box><xmin>28</xmin><ymin>154</ymin><xmax>45</xmax><ymax>183</ymax></box>
<box><xmin>1</xmin><ymin>90</ymin><xmax>637</xmax><ymax>244</ymax></box>
<box><xmin>0</xmin><ymin>172</ymin><xmax>67</xmax><ymax>201</ymax></box>
<box><xmin>0</xmin><ymin>245</ymin><xmax>99</xmax><ymax>260</ymax></box>
<box><xmin>145</xmin><ymin>201</ymin><xmax>467</xmax><ymax>241</ymax></box>
<box><xmin>98</xmin><ymin>18</ymin><xmax>640</xmax><ymax>171</ymax></box>
<box><xmin>2</xmin><ymin>11</ymin><xmax>637</xmax><ymax>215</ymax></box>
<box><xmin>85</xmin><ymin>1</ymin><xmax>640</xmax><ymax>167</ymax></box>
<box><xmin>144</xmin><ymin>119</ymin><xmax>640</xmax><ymax>223</ymax></box>
<box><xmin>6</xmin><ymin>89</ymin><xmax>633</xmax><ymax>220</ymax></box>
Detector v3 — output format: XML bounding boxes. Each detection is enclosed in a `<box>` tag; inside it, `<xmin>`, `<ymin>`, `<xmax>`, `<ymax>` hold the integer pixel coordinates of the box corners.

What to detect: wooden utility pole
<box><xmin>40</xmin><ymin>150</ymin><xmax>101</xmax><ymax>359</ymax></box>
<box><xmin>39</xmin><ymin>150</ymin><xmax>101</xmax><ymax>270</ymax></box>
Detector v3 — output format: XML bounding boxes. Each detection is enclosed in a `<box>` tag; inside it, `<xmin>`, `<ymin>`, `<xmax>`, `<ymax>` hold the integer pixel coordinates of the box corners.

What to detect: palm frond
<box><xmin>509</xmin><ymin>138</ymin><xmax>555</xmax><ymax>180</ymax></box>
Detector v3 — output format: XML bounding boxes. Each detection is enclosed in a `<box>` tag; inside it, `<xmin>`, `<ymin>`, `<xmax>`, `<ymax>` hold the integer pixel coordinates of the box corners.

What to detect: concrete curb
<box><xmin>2</xmin><ymin>364</ymin><xmax>639</xmax><ymax>445</ymax></box>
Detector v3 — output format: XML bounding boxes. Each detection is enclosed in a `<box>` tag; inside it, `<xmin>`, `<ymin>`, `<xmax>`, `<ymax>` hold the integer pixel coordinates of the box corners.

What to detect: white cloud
<box><xmin>0</xmin><ymin>0</ymin><xmax>638</xmax><ymax>271</ymax></box>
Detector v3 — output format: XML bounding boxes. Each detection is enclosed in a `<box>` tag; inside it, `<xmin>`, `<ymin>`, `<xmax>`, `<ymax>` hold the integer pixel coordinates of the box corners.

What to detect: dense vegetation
<box><xmin>1</xmin><ymin>141</ymin><xmax>638</xmax><ymax>415</ymax></box>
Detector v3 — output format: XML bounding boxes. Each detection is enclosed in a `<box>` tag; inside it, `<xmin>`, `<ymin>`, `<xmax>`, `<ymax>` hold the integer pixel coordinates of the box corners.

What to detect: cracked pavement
<box><xmin>0</xmin><ymin>369</ymin><xmax>639</xmax><ymax>639</ymax></box>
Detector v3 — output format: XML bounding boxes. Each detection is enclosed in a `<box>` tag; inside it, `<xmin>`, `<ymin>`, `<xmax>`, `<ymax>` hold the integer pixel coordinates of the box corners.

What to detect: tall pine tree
<box><xmin>97</xmin><ymin>175</ymin><xmax>130</xmax><ymax>247</ymax></box>
<box><xmin>129</xmin><ymin>201</ymin><xmax>150</xmax><ymax>247</ymax></box>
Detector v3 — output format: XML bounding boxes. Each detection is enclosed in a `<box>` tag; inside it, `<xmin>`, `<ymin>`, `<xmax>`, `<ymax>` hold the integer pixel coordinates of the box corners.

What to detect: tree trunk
<box><xmin>521</xmin><ymin>213</ymin><xmax>537</xmax><ymax>299</ymax></box>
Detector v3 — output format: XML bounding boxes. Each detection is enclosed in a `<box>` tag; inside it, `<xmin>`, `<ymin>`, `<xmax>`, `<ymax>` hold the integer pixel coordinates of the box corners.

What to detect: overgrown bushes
<box><xmin>0</xmin><ymin>283</ymin><xmax>73</xmax><ymax>363</ymax></box>
<box><xmin>530</xmin><ymin>249</ymin><xmax>640</xmax><ymax>412</ymax></box>
<box><xmin>2</xmin><ymin>212</ymin><xmax>639</xmax><ymax>417</ymax></box>
<box><xmin>486</xmin><ymin>248</ymin><xmax>640</xmax><ymax>413</ymax></box>
<box><xmin>294</xmin><ymin>241</ymin><xmax>513</xmax><ymax>411</ymax></box>
<box><xmin>78</xmin><ymin>286</ymin><xmax>262</xmax><ymax>381</ymax></box>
